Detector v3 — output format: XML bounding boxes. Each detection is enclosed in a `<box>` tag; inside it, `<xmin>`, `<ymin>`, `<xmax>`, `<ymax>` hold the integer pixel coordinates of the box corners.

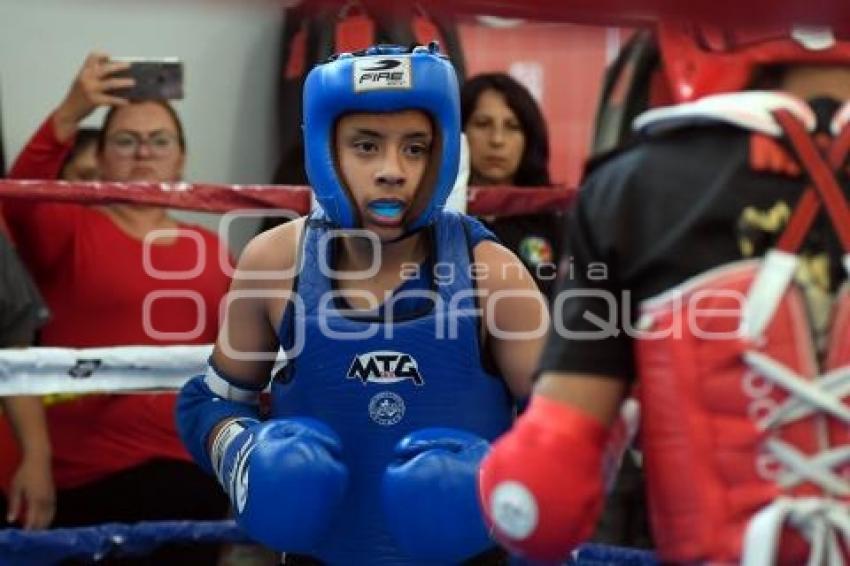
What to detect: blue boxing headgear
<box><xmin>303</xmin><ymin>43</ymin><xmax>460</xmax><ymax>230</ymax></box>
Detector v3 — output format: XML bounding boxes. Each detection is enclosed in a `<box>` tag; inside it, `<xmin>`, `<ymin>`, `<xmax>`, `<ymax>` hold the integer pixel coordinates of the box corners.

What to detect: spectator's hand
<box><xmin>7</xmin><ymin>453</ymin><xmax>55</xmax><ymax>529</ymax></box>
<box><xmin>53</xmin><ymin>52</ymin><xmax>135</xmax><ymax>141</ymax></box>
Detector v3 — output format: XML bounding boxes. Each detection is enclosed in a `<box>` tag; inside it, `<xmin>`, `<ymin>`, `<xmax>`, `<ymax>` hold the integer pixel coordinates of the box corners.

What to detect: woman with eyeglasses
<box><xmin>3</xmin><ymin>52</ymin><xmax>230</xmax><ymax>564</ymax></box>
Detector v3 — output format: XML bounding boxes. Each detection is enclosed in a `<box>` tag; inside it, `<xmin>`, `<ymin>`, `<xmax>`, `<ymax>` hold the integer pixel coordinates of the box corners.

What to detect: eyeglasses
<box><xmin>106</xmin><ymin>131</ymin><xmax>180</xmax><ymax>157</ymax></box>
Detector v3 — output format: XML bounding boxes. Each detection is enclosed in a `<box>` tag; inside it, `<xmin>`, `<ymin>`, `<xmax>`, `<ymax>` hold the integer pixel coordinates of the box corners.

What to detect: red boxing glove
<box><xmin>479</xmin><ymin>396</ymin><xmax>608</xmax><ymax>563</ymax></box>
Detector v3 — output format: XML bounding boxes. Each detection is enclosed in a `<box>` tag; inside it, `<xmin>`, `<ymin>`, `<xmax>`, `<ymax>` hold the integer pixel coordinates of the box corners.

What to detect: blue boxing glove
<box><xmin>212</xmin><ymin>417</ymin><xmax>349</xmax><ymax>553</ymax></box>
<box><xmin>382</xmin><ymin>428</ymin><xmax>493</xmax><ymax>562</ymax></box>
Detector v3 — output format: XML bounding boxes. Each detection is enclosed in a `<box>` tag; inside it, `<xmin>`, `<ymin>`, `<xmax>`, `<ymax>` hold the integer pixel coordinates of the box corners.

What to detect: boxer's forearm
<box><xmin>534</xmin><ymin>371</ymin><xmax>626</xmax><ymax>426</ymax></box>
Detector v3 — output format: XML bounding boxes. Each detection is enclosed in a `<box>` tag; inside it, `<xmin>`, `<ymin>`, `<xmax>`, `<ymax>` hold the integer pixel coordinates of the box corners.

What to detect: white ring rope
<box><xmin>0</xmin><ymin>345</ymin><xmax>213</xmax><ymax>396</ymax></box>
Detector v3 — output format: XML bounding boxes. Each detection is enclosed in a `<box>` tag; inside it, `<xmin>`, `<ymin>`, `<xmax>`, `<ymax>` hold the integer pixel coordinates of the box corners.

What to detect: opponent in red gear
<box><xmin>480</xmin><ymin>396</ymin><xmax>608</xmax><ymax>562</ymax></box>
<box><xmin>482</xmin><ymin>22</ymin><xmax>850</xmax><ymax>564</ymax></box>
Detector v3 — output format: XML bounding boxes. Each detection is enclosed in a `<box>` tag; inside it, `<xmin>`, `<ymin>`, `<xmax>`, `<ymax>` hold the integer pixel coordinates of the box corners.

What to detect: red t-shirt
<box><xmin>3</xmin><ymin>116</ymin><xmax>231</xmax><ymax>488</ymax></box>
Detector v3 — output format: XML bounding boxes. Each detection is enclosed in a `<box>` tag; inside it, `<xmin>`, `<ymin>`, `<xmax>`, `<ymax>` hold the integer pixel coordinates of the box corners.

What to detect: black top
<box><xmin>0</xmin><ymin>232</ymin><xmax>48</xmax><ymax>346</ymax></box>
<box><xmin>484</xmin><ymin>212</ymin><xmax>565</xmax><ymax>299</ymax></box>
<box><xmin>540</xmin><ymin>122</ymin><xmax>848</xmax><ymax>381</ymax></box>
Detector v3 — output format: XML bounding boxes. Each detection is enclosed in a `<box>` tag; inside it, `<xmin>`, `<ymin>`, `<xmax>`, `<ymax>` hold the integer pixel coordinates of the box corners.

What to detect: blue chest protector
<box><xmin>274</xmin><ymin>210</ymin><xmax>513</xmax><ymax>565</ymax></box>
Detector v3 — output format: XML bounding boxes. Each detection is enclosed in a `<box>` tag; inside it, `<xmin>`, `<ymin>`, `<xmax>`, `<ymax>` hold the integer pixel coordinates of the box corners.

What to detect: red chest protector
<box><xmin>634</xmin><ymin>92</ymin><xmax>850</xmax><ymax>565</ymax></box>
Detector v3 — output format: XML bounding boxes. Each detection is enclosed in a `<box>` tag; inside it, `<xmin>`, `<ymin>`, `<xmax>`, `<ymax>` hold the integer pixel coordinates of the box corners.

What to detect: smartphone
<box><xmin>109</xmin><ymin>57</ymin><xmax>184</xmax><ymax>101</ymax></box>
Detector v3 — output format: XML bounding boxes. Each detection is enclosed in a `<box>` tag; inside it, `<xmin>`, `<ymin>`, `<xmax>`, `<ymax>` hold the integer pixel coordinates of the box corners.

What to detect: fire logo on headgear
<box><xmin>354</xmin><ymin>57</ymin><xmax>411</xmax><ymax>92</ymax></box>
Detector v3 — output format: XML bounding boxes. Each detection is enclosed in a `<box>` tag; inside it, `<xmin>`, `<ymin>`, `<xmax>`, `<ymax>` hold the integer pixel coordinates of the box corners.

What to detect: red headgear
<box><xmin>658</xmin><ymin>21</ymin><xmax>850</xmax><ymax>102</ymax></box>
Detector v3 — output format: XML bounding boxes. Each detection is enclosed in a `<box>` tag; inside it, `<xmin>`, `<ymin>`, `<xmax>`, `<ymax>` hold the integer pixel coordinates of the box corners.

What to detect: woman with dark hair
<box><xmin>461</xmin><ymin>72</ymin><xmax>562</xmax><ymax>298</ymax></box>
<box><xmin>3</xmin><ymin>52</ymin><xmax>230</xmax><ymax>563</ymax></box>
<box><xmin>462</xmin><ymin>72</ymin><xmax>551</xmax><ymax>186</ymax></box>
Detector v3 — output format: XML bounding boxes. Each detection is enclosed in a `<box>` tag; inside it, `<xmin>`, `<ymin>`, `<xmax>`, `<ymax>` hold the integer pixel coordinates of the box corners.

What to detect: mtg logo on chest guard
<box><xmin>346</xmin><ymin>351</ymin><xmax>424</xmax><ymax>386</ymax></box>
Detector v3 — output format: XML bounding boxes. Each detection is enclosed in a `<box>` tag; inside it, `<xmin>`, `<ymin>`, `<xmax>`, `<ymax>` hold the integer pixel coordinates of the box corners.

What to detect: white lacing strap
<box><xmin>830</xmin><ymin>101</ymin><xmax>850</xmax><ymax>136</ymax></box>
<box><xmin>765</xmin><ymin>439</ymin><xmax>850</xmax><ymax>496</ymax></box>
<box><xmin>741</xmin><ymin>351</ymin><xmax>850</xmax><ymax>562</ymax></box>
<box><xmin>744</xmin><ymin>352</ymin><xmax>850</xmax><ymax>429</ymax></box>
<box><xmin>743</xmin><ymin>497</ymin><xmax>850</xmax><ymax>566</ymax></box>
<box><xmin>744</xmin><ymin>351</ymin><xmax>850</xmax><ymax>494</ymax></box>
<box><xmin>741</xmin><ymin>250</ymin><xmax>800</xmax><ymax>340</ymax></box>
<box><xmin>756</xmin><ymin>363</ymin><xmax>850</xmax><ymax>429</ymax></box>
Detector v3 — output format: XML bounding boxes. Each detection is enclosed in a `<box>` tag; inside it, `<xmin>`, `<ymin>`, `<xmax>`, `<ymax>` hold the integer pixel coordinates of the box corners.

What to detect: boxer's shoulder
<box><xmin>233</xmin><ymin>217</ymin><xmax>306</xmax><ymax>288</ymax></box>
<box><xmin>472</xmin><ymin>239</ymin><xmax>536</xmax><ymax>293</ymax></box>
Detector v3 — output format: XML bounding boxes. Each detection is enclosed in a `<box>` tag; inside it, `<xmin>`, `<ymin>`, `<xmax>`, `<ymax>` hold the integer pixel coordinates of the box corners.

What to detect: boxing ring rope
<box><xmin>0</xmin><ymin>180</ymin><xmax>577</xmax><ymax>217</ymax></box>
<box><xmin>0</xmin><ymin>519</ymin><xmax>657</xmax><ymax>565</ymax></box>
<box><xmin>0</xmin><ymin>345</ymin><xmax>210</xmax><ymax>396</ymax></box>
<box><xmin>0</xmin><ymin>520</ymin><xmax>251</xmax><ymax>565</ymax></box>
<box><xmin>0</xmin><ymin>181</ymin><xmax>657</xmax><ymax>564</ymax></box>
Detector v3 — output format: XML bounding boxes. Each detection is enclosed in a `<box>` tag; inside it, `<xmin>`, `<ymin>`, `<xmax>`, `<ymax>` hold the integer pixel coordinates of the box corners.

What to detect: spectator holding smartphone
<box><xmin>3</xmin><ymin>52</ymin><xmax>230</xmax><ymax>564</ymax></box>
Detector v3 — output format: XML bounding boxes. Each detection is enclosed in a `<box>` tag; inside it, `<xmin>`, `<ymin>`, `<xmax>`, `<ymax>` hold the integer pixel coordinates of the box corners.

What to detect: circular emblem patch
<box><xmin>490</xmin><ymin>481</ymin><xmax>539</xmax><ymax>540</ymax></box>
<box><xmin>369</xmin><ymin>391</ymin><xmax>406</xmax><ymax>426</ymax></box>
